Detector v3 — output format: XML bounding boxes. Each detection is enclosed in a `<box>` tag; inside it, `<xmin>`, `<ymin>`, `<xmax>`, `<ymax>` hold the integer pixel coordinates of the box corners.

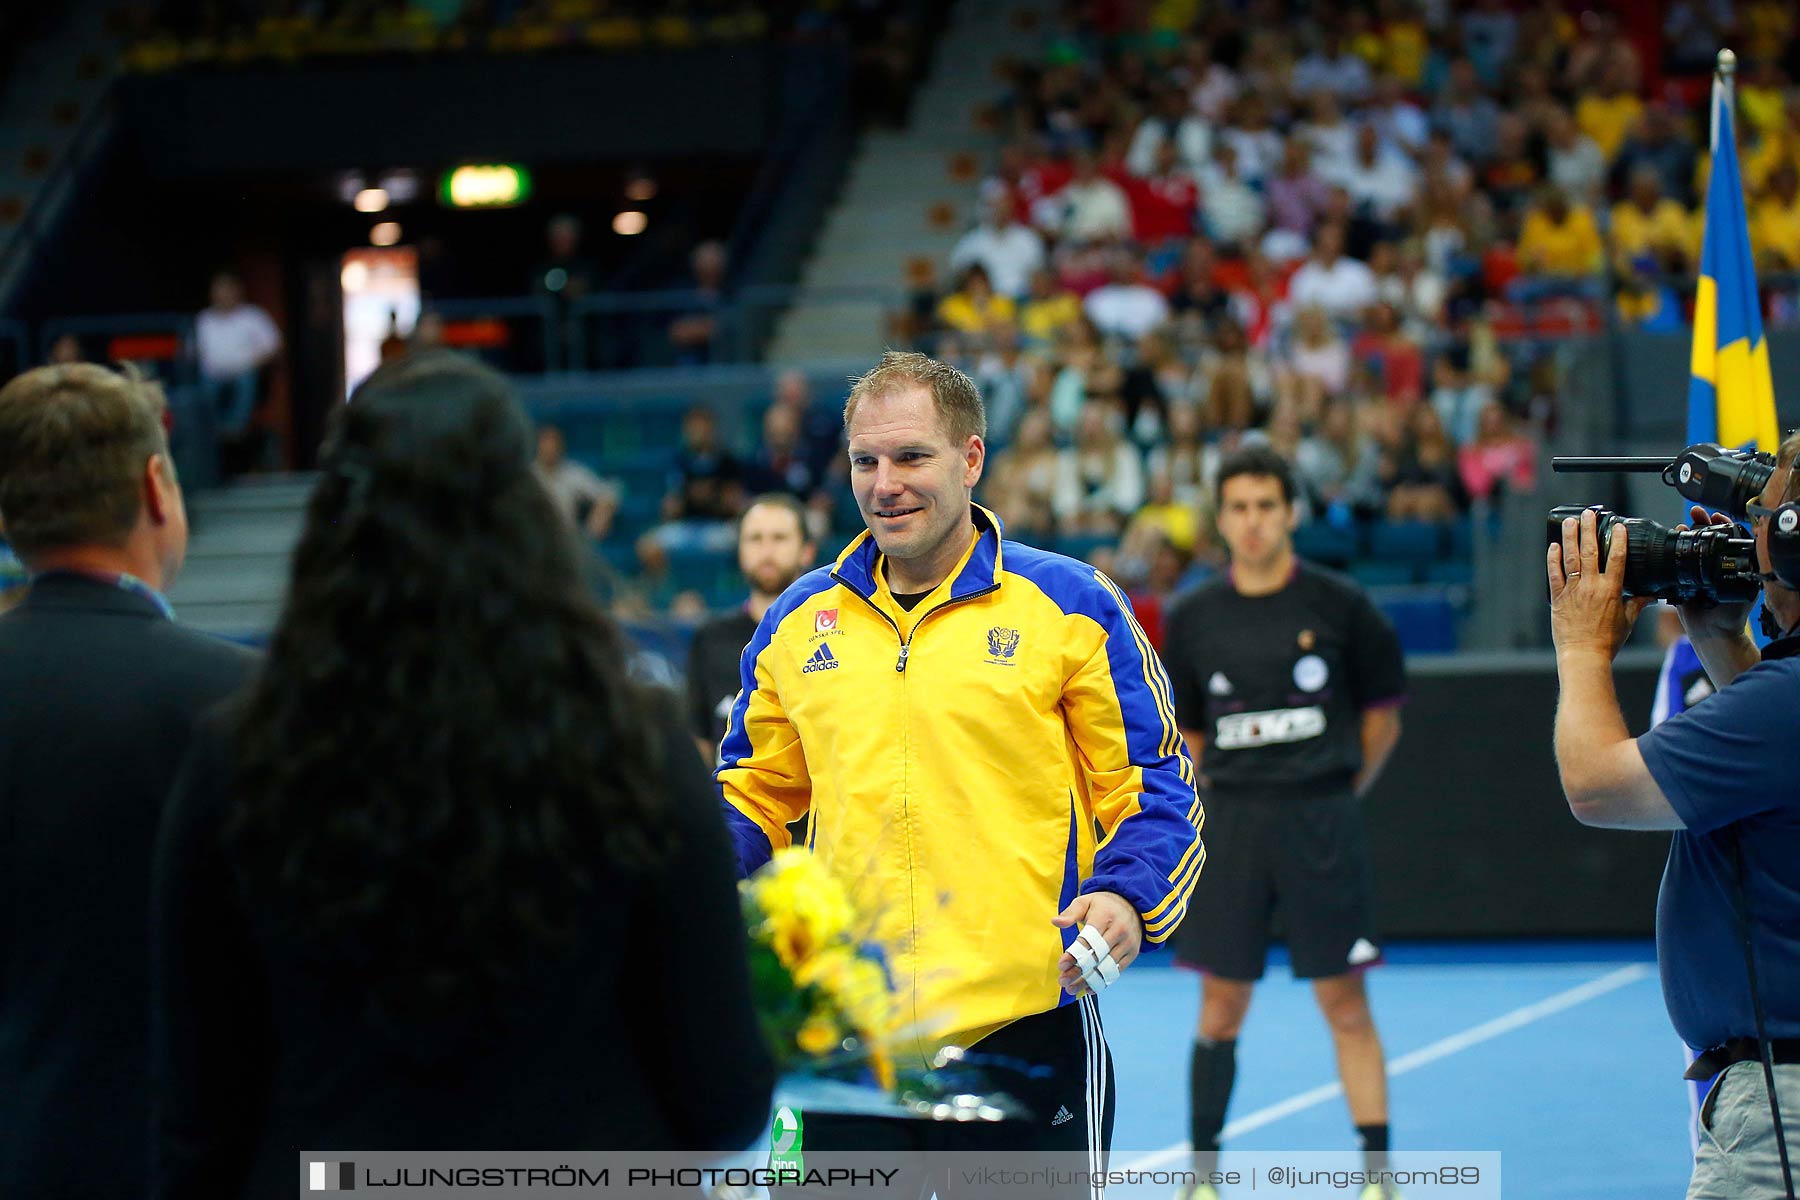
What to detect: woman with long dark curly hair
<box><xmin>148</xmin><ymin>353</ymin><xmax>773</xmax><ymax>1197</ymax></box>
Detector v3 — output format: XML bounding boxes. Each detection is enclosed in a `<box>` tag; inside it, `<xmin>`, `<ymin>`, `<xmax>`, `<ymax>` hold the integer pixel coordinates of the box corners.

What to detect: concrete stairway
<box><xmin>766</xmin><ymin>1</ymin><xmax>1050</xmax><ymax>363</ymax></box>
<box><xmin>167</xmin><ymin>477</ymin><xmax>315</xmax><ymax>640</ymax></box>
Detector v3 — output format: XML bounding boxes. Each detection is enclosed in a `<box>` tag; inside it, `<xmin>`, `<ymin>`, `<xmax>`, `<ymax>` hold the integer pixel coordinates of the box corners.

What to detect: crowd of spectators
<box><xmin>86</xmin><ymin>1</ymin><xmax>1800</xmax><ymax>634</ymax></box>
<box><xmin>122</xmin><ymin>0</ymin><xmax>930</xmax><ymax>100</ymax></box>
<box><xmin>883</xmin><ymin>0</ymin><xmax>1800</xmax><ymax>602</ymax></box>
<box><xmin>538</xmin><ymin>368</ymin><xmax>848</xmax><ymax>621</ymax></box>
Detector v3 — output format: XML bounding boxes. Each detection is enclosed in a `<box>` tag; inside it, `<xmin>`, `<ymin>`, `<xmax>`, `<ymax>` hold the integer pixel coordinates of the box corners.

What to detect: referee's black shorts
<box><xmin>1172</xmin><ymin>787</ymin><xmax>1382</xmax><ymax>982</ymax></box>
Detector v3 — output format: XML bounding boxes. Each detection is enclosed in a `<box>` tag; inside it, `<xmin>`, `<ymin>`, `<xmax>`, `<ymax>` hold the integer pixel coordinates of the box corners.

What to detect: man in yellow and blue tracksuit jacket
<box><xmin>717</xmin><ymin>351</ymin><xmax>1202</xmax><ymax>1169</ymax></box>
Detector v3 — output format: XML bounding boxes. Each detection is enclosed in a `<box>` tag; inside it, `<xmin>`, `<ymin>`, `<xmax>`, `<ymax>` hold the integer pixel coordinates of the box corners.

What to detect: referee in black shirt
<box><xmin>1163</xmin><ymin>447</ymin><xmax>1405</xmax><ymax>1200</ymax></box>
<box><xmin>686</xmin><ymin>492</ymin><xmax>816</xmax><ymax>761</ymax></box>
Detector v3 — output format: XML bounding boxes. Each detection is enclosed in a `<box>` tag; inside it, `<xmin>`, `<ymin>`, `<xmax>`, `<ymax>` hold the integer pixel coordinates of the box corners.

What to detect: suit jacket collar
<box><xmin>22</xmin><ymin>572</ymin><xmax>174</xmax><ymax>621</ymax></box>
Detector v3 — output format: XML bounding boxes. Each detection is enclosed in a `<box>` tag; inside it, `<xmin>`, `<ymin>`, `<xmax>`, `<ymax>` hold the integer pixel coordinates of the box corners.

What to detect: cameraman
<box><xmin>1548</xmin><ymin>453</ymin><xmax>1800</xmax><ymax>1198</ymax></box>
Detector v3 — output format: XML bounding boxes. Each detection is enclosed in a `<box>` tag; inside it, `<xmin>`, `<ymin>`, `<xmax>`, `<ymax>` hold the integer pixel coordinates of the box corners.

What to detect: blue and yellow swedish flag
<box><xmin>1687</xmin><ymin>87</ymin><xmax>1780</xmax><ymax>451</ymax></box>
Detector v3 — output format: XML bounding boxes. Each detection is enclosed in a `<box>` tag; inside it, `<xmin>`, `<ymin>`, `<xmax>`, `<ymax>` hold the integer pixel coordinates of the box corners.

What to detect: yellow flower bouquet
<box><xmin>740</xmin><ymin>848</ymin><xmax>897</xmax><ymax>1094</ymax></box>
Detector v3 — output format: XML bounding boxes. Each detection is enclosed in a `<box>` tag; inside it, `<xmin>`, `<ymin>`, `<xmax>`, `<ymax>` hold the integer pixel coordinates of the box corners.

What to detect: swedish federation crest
<box><xmin>986</xmin><ymin>626</ymin><xmax>1021</xmax><ymax>664</ymax></box>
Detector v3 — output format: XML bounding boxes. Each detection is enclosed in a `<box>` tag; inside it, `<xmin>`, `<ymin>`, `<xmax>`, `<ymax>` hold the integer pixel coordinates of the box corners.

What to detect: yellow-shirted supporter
<box><xmin>1753</xmin><ymin>163</ymin><xmax>1800</xmax><ymax>271</ymax></box>
<box><xmin>1380</xmin><ymin>17</ymin><xmax>1428</xmax><ymax>86</ymax></box>
<box><xmin>1518</xmin><ymin>188</ymin><xmax>1604</xmax><ymax>278</ymax></box>
<box><xmin>1695</xmin><ymin>123</ymin><xmax>1794</xmax><ymax>198</ymax></box>
<box><xmin>1020</xmin><ymin>269</ymin><xmax>1083</xmax><ymax>345</ymax></box>
<box><xmin>1610</xmin><ymin>167</ymin><xmax>1697</xmax><ymax>273</ymax></box>
<box><xmin>1576</xmin><ymin>80</ymin><xmax>1644</xmax><ymax>162</ymax></box>
<box><xmin>1739</xmin><ymin>60</ymin><xmax>1787</xmax><ymax>135</ymax></box>
<box><xmin>936</xmin><ymin>265</ymin><xmax>1018</xmax><ymax>338</ymax></box>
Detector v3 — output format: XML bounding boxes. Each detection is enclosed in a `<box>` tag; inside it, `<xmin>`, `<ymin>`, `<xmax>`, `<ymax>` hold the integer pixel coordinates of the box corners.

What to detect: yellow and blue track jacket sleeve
<box><xmin>715</xmin><ymin>567</ymin><xmax>837</xmax><ymax>876</ymax></box>
<box><xmin>1002</xmin><ymin>544</ymin><xmax>1205</xmax><ymax>948</ymax></box>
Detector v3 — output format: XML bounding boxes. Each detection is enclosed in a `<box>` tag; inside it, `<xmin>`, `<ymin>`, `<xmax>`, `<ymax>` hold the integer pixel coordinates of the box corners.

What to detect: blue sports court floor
<box><xmin>1102</xmin><ymin>942</ymin><xmax>1690</xmax><ymax>1199</ymax></box>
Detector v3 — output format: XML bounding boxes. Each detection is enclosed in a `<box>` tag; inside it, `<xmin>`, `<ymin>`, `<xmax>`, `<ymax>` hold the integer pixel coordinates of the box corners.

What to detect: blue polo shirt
<box><xmin>1638</xmin><ymin>637</ymin><xmax>1800</xmax><ymax>1051</ymax></box>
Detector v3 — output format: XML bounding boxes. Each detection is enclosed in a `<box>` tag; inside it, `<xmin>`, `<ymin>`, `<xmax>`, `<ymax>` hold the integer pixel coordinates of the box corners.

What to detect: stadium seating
<box><xmin>1367</xmin><ymin>521</ymin><xmax>1446</xmax><ymax>566</ymax></box>
<box><xmin>1294</xmin><ymin>522</ymin><xmax>1361</xmax><ymax>567</ymax></box>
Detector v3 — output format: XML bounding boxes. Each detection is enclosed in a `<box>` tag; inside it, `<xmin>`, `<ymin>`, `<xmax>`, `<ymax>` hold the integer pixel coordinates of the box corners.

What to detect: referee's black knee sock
<box><xmin>1356</xmin><ymin>1122</ymin><xmax>1390</xmax><ymax>1178</ymax></box>
<box><xmin>1189</xmin><ymin>1038</ymin><xmax>1236</xmax><ymax>1176</ymax></box>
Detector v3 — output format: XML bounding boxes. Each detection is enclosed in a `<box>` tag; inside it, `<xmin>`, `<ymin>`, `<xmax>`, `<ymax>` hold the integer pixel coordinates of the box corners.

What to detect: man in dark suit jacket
<box><xmin>0</xmin><ymin>364</ymin><xmax>255</xmax><ymax>1199</ymax></box>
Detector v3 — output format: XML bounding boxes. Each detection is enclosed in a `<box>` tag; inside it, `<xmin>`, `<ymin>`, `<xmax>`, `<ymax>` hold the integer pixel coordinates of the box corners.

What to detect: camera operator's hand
<box><xmin>1674</xmin><ymin>505</ymin><xmax>1756</xmax><ymax>642</ymax></box>
<box><xmin>1548</xmin><ymin>509</ymin><xmax>1652</xmax><ymax>659</ymax></box>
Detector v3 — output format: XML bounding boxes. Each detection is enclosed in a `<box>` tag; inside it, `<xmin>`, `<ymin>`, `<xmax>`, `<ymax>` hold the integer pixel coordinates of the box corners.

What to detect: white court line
<box><xmin>1120</xmin><ymin>963</ymin><xmax>1654</xmax><ymax>1172</ymax></box>
<box><xmin>1263</xmin><ymin>962</ymin><xmax>1650</xmax><ymax>981</ymax></box>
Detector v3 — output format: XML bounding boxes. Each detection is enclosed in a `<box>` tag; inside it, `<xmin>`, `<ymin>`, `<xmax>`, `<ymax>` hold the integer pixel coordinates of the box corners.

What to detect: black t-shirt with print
<box><xmin>1162</xmin><ymin>561</ymin><xmax>1405</xmax><ymax>794</ymax></box>
<box><xmin>686</xmin><ymin>609</ymin><xmax>759</xmax><ymax>744</ymax></box>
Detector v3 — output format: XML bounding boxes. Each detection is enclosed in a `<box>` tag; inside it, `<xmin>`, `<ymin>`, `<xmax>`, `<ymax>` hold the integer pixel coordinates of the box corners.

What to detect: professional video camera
<box><xmin>1546</xmin><ymin>443</ymin><xmax>1772</xmax><ymax>605</ymax></box>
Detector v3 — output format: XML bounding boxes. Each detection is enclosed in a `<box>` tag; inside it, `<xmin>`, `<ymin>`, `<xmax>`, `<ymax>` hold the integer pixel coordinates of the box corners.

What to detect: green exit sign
<box><xmin>441</xmin><ymin>164</ymin><xmax>532</xmax><ymax>208</ymax></box>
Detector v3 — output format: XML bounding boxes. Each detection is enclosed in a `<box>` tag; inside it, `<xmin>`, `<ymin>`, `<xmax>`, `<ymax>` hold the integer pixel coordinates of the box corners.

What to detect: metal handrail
<box><xmin>14</xmin><ymin>278</ymin><xmax>1719</xmax><ymax>387</ymax></box>
<box><xmin>37</xmin><ymin>311</ymin><xmax>196</xmax><ymax>374</ymax></box>
<box><xmin>37</xmin><ymin>309</ymin><xmax>196</xmax><ymax>341</ymax></box>
<box><xmin>566</xmin><ymin>283</ymin><xmax>904</xmax><ymax>315</ymax></box>
<box><xmin>428</xmin><ymin>296</ymin><xmax>555</xmax><ymax>316</ymax></box>
<box><xmin>426</xmin><ymin>294</ymin><xmax>558</xmax><ymax>368</ymax></box>
<box><xmin>570</xmin><ymin>288</ymin><xmax>724</xmax><ymax>316</ymax></box>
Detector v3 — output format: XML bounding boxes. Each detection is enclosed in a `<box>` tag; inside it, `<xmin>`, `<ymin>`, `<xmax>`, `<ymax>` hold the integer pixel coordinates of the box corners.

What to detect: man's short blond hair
<box><xmin>0</xmin><ymin>363</ymin><xmax>170</xmax><ymax>558</ymax></box>
<box><xmin>843</xmin><ymin>351</ymin><xmax>987</xmax><ymax>444</ymax></box>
